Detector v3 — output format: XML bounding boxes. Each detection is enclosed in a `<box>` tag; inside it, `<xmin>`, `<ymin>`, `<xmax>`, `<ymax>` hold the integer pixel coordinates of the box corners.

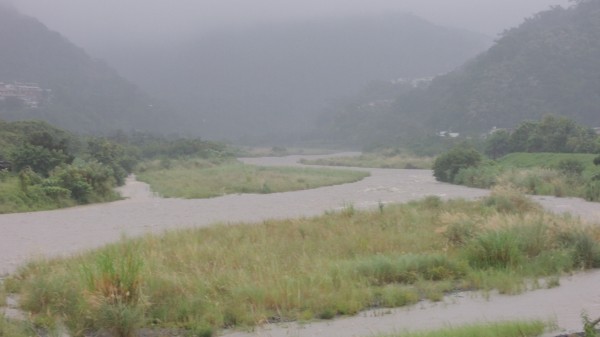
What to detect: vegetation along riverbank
<box><xmin>3</xmin><ymin>187</ymin><xmax>599</xmax><ymax>337</ymax></box>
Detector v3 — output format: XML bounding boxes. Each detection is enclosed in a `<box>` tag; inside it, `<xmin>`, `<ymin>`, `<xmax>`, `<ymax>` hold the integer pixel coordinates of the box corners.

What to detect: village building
<box><xmin>0</xmin><ymin>81</ymin><xmax>47</xmax><ymax>108</ymax></box>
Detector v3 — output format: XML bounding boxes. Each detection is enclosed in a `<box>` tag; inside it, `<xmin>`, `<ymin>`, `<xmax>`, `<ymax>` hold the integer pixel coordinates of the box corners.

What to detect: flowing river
<box><xmin>1</xmin><ymin>153</ymin><xmax>600</xmax><ymax>336</ymax></box>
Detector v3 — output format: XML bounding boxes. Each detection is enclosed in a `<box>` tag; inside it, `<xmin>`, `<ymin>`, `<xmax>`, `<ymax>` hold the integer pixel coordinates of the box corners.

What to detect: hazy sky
<box><xmin>9</xmin><ymin>0</ymin><xmax>570</xmax><ymax>50</ymax></box>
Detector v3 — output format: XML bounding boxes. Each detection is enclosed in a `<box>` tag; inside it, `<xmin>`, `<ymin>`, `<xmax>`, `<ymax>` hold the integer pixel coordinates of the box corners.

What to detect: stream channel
<box><xmin>1</xmin><ymin>153</ymin><xmax>599</xmax><ymax>336</ymax></box>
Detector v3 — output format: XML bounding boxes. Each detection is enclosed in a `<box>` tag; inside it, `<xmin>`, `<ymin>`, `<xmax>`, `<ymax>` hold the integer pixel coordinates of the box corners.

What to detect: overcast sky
<box><xmin>9</xmin><ymin>0</ymin><xmax>571</xmax><ymax>50</ymax></box>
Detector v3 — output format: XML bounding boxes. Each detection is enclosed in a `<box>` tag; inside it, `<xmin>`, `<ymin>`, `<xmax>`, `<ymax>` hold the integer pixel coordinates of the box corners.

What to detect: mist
<box><xmin>1</xmin><ymin>0</ymin><xmax>581</xmax><ymax>143</ymax></box>
<box><xmin>12</xmin><ymin>0</ymin><xmax>569</xmax><ymax>52</ymax></box>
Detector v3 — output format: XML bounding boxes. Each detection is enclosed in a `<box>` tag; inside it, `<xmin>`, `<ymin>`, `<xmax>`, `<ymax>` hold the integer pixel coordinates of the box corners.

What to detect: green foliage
<box><xmin>485</xmin><ymin>130</ymin><xmax>511</xmax><ymax>159</ymax></box>
<box><xmin>582</xmin><ymin>313</ymin><xmax>600</xmax><ymax>337</ymax></box>
<box><xmin>556</xmin><ymin>158</ymin><xmax>585</xmax><ymax>176</ymax></box>
<box><xmin>86</xmin><ymin>138</ymin><xmax>132</xmax><ymax>185</ymax></box>
<box><xmin>0</xmin><ymin>317</ymin><xmax>33</xmax><ymax>337</ymax></box>
<box><xmin>351</xmin><ymin>254</ymin><xmax>468</xmax><ymax>285</ymax></box>
<box><xmin>383</xmin><ymin>320</ymin><xmax>547</xmax><ymax>337</ymax></box>
<box><xmin>10</xmin><ymin>143</ymin><xmax>71</xmax><ymax>177</ymax></box>
<box><xmin>586</xmin><ymin>181</ymin><xmax>600</xmax><ymax>201</ymax></box>
<box><xmin>433</xmin><ymin>147</ymin><xmax>482</xmax><ymax>183</ymax></box>
<box><xmin>559</xmin><ymin>231</ymin><xmax>600</xmax><ymax>269</ymax></box>
<box><xmin>12</xmin><ymin>195</ymin><xmax>598</xmax><ymax>334</ymax></box>
<box><xmin>482</xmin><ymin>186</ymin><xmax>541</xmax><ymax>213</ymax></box>
<box><xmin>47</xmin><ymin>161</ymin><xmax>117</xmax><ymax>203</ymax></box>
<box><xmin>299</xmin><ymin>151</ymin><xmax>434</xmax><ymax>169</ymax></box>
<box><xmin>0</xmin><ymin>118</ymin><xmax>235</xmax><ymax>213</ymax></box>
<box><xmin>81</xmin><ymin>245</ymin><xmax>146</xmax><ymax>337</ymax></box>
<box><xmin>137</xmin><ymin>160</ymin><xmax>369</xmax><ymax>199</ymax></box>
<box><xmin>105</xmin><ymin>131</ymin><xmax>229</xmax><ymax>161</ymax></box>
<box><xmin>507</xmin><ymin>116</ymin><xmax>599</xmax><ymax>154</ymax></box>
<box><xmin>316</xmin><ymin>0</ymin><xmax>600</xmax><ymax>148</ymax></box>
<box><xmin>450</xmin><ymin>152</ymin><xmax>600</xmax><ymax>202</ymax></box>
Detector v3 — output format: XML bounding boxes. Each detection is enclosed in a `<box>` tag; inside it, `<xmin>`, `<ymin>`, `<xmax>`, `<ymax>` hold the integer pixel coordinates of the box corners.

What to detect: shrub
<box><xmin>453</xmin><ymin>163</ymin><xmax>501</xmax><ymax>188</ymax></box>
<box><xmin>10</xmin><ymin>143</ymin><xmax>71</xmax><ymax>177</ymax></box>
<box><xmin>556</xmin><ymin>159</ymin><xmax>585</xmax><ymax>177</ymax></box>
<box><xmin>586</xmin><ymin>181</ymin><xmax>600</xmax><ymax>202</ymax></box>
<box><xmin>559</xmin><ymin>231</ymin><xmax>600</xmax><ymax>269</ymax></box>
<box><xmin>483</xmin><ymin>186</ymin><xmax>540</xmax><ymax>214</ymax></box>
<box><xmin>465</xmin><ymin>229</ymin><xmax>524</xmax><ymax>269</ymax></box>
<box><xmin>433</xmin><ymin>147</ymin><xmax>482</xmax><ymax>183</ymax></box>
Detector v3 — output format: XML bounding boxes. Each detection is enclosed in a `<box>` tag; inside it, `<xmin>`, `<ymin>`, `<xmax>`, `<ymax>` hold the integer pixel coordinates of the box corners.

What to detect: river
<box><xmin>1</xmin><ymin>153</ymin><xmax>599</xmax><ymax>336</ymax></box>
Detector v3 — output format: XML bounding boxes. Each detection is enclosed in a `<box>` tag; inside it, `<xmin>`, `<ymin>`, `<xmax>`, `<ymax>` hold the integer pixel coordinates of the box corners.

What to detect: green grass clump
<box><xmin>300</xmin><ymin>152</ymin><xmax>434</xmax><ymax>169</ymax></box>
<box><xmin>7</xmin><ymin>190</ymin><xmax>600</xmax><ymax>336</ymax></box>
<box><xmin>0</xmin><ymin>318</ymin><xmax>33</xmax><ymax>337</ymax></box>
<box><xmin>136</xmin><ymin>159</ymin><xmax>369</xmax><ymax>198</ymax></box>
<box><xmin>499</xmin><ymin>153</ymin><xmax>597</xmax><ymax>173</ymax></box>
<box><xmin>380</xmin><ymin>320</ymin><xmax>548</xmax><ymax>337</ymax></box>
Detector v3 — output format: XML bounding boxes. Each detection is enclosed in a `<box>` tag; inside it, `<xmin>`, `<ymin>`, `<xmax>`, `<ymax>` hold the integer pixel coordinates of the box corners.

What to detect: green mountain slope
<box><xmin>0</xmin><ymin>5</ymin><xmax>175</xmax><ymax>134</ymax></box>
<box><xmin>319</xmin><ymin>0</ymin><xmax>600</xmax><ymax>146</ymax></box>
<box><xmin>428</xmin><ymin>0</ymin><xmax>600</xmax><ymax>132</ymax></box>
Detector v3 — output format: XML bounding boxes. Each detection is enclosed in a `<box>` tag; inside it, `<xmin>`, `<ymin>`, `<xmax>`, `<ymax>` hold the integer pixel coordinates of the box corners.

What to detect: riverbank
<box><xmin>1</xmin><ymin>154</ymin><xmax>600</xmax><ymax>336</ymax></box>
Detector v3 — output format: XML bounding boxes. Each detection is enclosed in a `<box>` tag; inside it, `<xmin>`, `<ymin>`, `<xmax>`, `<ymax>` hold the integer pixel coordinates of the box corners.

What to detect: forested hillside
<box><xmin>0</xmin><ymin>5</ymin><xmax>176</xmax><ymax>134</ymax></box>
<box><xmin>108</xmin><ymin>13</ymin><xmax>489</xmax><ymax>142</ymax></box>
<box><xmin>319</xmin><ymin>0</ymin><xmax>600</xmax><ymax>147</ymax></box>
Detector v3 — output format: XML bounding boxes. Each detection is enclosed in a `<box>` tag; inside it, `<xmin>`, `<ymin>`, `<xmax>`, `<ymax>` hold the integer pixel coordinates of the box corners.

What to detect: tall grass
<box><xmin>136</xmin><ymin>159</ymin><xmax>369</xmax><ymax>198</ymax></box>
<box><xmin>379</xmin><ymin>320</ymin><xmax>549</xmax><ymax>337</ymax></box>
<box><xmin>454</xmin><ymin>152</ymin><xmax>600</xmax><ymax>201</ymax></box>
<box><xmin>0</xmin><ymin>317</ymin><xmax>33</xmax><ymax>337</ymax></box>
<box><xmin>300</xmin><ymin>152</ymin><xmax>434</xmax><ymax>169</ymax></box>
<box><xmin>80</xmin><ymin>245</ymin><xmax>145</xmax><ymax>337</ymax></box>
<box><xmin>6</xmin><ymin>190</ymin><xmax>600</xmax><ymax>336</ymax></box>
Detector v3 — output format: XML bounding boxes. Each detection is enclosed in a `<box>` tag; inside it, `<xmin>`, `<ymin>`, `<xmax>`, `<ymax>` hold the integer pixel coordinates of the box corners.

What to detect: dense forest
<box><xmin>319</xmin><ymin>0</ymin><xmax>600</xmax><ymax>147</ymax></box>
<box><xmin>0</xmin><ymin>4</ymin><xmax>179</xmax><ymax>134</ymax></box>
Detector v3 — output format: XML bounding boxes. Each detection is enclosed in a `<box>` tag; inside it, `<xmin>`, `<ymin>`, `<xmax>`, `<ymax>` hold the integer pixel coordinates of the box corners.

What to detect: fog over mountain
<box><xmin>12</xmin><ymin>0</ymin><xmax>569</xmax><ymax>51</ymax></box>
<box><xmin>1</xmin><ymin>0</ymin><xmax>573</xmax><ymax>142</ymax></box>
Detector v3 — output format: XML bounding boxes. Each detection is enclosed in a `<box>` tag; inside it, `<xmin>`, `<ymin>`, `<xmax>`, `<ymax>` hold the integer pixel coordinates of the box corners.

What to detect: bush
<box><xmin>483</xmin><ymin>186</ymin><xmax>540</xmax><ymax>214</ymax></box>
<box><xmin>433</xmin><ymin>147</ymin><xmax>482</xmax><ymax>183</ymax></box>
<box><xmin>48</xmin><ymin>161</ymin><xmax>117</xmax><ymax>203</ymax></box>
<box><xmin>559</xmin><ymin>231</ymin><xmax>600</xmax><ymax>269</ymax></box>
<box><xmin>556</xmin><ymin>159</ymin><xmax>585</xmax><ymax>177</ymax></box>
<box><xmin>453</xmin><ymin>163</ymin><xmax>501</xmax><ymax>188</ymax></box>
<box><xmin>586</xmin><ymin>181</ymin><xmax>600</xmax><ymax>202</ymax></box>
<box><xmin>10</xmin><ymin>143</ymin><xmax>71</xmax><ymax>177</ymax></box>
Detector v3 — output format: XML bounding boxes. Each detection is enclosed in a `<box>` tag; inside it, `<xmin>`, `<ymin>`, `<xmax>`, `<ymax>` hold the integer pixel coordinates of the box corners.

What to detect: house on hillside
<box><xmin>0</xmin><ymin>82</ymin><xmax>47</xmax><ymax>108</ymax></box>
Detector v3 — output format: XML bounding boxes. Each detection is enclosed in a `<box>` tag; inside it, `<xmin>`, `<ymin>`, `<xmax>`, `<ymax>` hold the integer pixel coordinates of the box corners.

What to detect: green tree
<box><xmin>87</xmin><ymin>139</ymin><xmax>132</xmax><ymax>185</ymax></box>
<box><xmin>433</xmin><ymin>147</ymin><xmax>482</xmax><ymax>183</ymax></box>
<box><xmin>485</xmin><ymin>130</ymin><xmax>511</xmax><ymax>159</ymax></box>
<box><xmin>10</xmin><ymin>143</ymin><xmax>70</xmax><ymax>177</ymax></box>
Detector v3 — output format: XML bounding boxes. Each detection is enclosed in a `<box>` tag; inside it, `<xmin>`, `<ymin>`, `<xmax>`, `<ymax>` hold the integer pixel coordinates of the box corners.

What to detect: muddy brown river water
<box><xmin>1</xmin><ymin>153</ymin><xmax>600</xmax><ymax>336</ymax></box>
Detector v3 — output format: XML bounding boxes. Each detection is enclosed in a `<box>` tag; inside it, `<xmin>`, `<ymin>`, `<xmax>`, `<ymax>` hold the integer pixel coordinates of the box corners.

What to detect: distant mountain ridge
<box><xmin>0</xmin><ymin>4</ymin><xmax>175</xmax><ymax>134</ymax></box>
<box><xmin>103</xmin><ymin>13</ymin><xmax>489</xmax><ymax>142</ymax></box>
<box><xmin>318</xmin><ymin>0</ymin><xmax>600</xmax><ymax>146</ymax></box>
